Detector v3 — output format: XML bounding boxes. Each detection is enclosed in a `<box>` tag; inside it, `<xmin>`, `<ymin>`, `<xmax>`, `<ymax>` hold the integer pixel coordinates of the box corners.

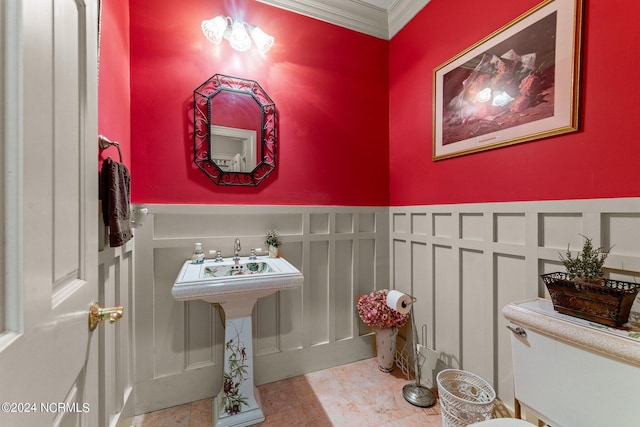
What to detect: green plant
<box><xmin>265</xmin><ymin>229</ymin><xmax>281</xmax><ymax>248</ymax></box>
<box><xmin>559</xmin><ymin>235</ymin><xmax>611</xmax><ymax>281</ymax></box>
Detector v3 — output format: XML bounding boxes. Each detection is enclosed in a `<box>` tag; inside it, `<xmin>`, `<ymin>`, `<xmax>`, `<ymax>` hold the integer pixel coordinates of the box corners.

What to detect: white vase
<box><xmin>268</xmin><ymin>245</ymin><xmax>279</xmax><ymax>258</ymax></box>
<box><xmin>374</xmin><ymin>327</ymin><xmax>396</xmax><ymax>372</ymax></box>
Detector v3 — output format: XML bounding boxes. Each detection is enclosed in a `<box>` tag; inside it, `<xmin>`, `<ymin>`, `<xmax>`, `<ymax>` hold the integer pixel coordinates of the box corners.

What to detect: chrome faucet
<box><xmin>233</xmin><ymin>238</ymin><xmax>241</xmax><ymax>261</ymax></box>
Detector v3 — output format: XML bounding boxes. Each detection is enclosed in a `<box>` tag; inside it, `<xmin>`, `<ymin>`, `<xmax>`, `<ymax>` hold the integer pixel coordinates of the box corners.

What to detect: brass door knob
<box><xmin>89</xmin><ymin>301</ymin><xmax>124</xmax><ymax>331</ymax></box>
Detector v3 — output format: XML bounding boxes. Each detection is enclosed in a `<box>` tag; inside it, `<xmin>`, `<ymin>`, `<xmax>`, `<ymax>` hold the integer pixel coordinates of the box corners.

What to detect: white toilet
<box><xmin>471</xmin><ymin>419</ymin><xmax>533</xmax><ymax>426</ymax></box>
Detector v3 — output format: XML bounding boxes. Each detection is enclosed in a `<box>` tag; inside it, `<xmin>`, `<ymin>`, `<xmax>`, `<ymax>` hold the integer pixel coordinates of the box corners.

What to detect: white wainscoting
<box><xmin>98</xmin><ymin>237</ymin><xmax>135</xmax><ymax>427</ymax></box>
<box><xmin>122</xmin><ymin>199</ymin><xmax>640</xmax><ymax>416</ymax></box>
<box><xmin>131</xmin><ymin>204</ymin><xmax>389</xmax><ymax>414</ymax></box>
<box><xmin>390</xmin><ymin>198</ymin><xmax>640</xmax><ymax>411</ymax></box>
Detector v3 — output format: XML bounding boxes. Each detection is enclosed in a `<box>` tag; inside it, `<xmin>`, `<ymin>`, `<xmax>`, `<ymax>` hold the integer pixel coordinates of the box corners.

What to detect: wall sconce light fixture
<box><xmin>201</xmin><ymin>16</ymin><xmax>274</xmax><ymax>55</ymax></box>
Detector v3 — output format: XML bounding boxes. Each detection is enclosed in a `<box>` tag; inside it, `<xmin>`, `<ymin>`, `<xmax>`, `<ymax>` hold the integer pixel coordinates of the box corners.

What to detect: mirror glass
<box><xmin>193</xmin><ymin>74</ymin><xmax>276</xmax><ymax>186</ymax></box>
<box><xmin>209</xmin><ymin>91</ymin><xmax>260</xmax><ymax>172</ymax></box>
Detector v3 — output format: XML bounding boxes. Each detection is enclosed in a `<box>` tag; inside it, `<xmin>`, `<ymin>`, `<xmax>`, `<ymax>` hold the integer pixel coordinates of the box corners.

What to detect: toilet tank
<box><xmin>505</xmin><ymin>298</ymin><xmax>640</xmax><ymax>427</ymax></box>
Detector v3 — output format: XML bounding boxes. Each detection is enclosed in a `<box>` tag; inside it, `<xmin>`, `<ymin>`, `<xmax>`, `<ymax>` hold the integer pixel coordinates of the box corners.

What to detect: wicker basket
<box><xmin>541</xmin><ymin>272</ymin><xmax>640</xmax><ymax>327</ymax></box>
<box><xmin>436</xmin><ymin>369</ymin><xmax>496</xmax><ymax>427</ymax></box>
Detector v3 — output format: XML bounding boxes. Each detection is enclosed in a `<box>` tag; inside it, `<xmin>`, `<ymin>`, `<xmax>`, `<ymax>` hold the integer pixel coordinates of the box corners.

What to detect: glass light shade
<box><xmin>201</xmin><ymin>16</ymin><xmax>227</xmax><ymax>44</ymax></box>
<box><xmin>228</xmin><ymin>21</ymin><xmax>251</xmax><ymax>52</ymax></box>
<box><xmin>250</xmin><ymin>26</ymin><xmax>274</xmax><ymax>55</ymax></box>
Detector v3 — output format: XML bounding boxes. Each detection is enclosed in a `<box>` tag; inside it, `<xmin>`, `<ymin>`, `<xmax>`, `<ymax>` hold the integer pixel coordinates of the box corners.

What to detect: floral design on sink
<box><xmin>204</xmin><ymin>262</ymin><xmax>273</xmax><ymax>278</ymax></box>
<box><xmin>223</xmin><ymin>324</ymin><xmax>249</xmax><ymax>416</ymax></box>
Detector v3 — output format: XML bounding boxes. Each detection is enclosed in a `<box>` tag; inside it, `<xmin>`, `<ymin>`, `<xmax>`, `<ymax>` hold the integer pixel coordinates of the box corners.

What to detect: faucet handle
<box><xmin>249</xmin><ymin>248</ymin><xmax>262</xmax><ymax>260</ymax></box>
<box><xmin>209</xmin><ymin>250</ymin><xmax>223</xmax><ymax>262</ymax></box>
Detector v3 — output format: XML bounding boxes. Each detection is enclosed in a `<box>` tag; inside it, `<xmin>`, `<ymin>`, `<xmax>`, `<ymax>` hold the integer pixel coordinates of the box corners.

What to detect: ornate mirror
<box><xmin>194</xmin><ymin>74</ymin><xmax>276</xmax><ymax>186</ymax></box>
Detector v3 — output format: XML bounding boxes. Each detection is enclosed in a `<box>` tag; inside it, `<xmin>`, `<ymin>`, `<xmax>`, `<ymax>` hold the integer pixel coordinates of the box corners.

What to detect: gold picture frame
<box><xmin>433</xmin><ymin>0</ymin><xmax>583</xmax><ymax>160</ymax></box>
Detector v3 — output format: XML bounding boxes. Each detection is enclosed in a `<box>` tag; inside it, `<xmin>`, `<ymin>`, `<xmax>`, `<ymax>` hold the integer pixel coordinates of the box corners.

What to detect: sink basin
<box><xmin>203</xmin><ymin>261</ymin><xmax>273</xmax><ymax>278</ymax></box>
<box><xmin>171</xmin><ymin>256</ymin><xmax>303</xmax><ymax>304</ymax></box>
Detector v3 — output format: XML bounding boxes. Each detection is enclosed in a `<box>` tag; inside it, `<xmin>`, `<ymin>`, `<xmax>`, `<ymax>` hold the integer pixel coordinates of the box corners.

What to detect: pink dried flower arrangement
<box><xmin>357</xmin><ymin>290</ymin><xmax>408</xmax><ymax>329</ymax></box>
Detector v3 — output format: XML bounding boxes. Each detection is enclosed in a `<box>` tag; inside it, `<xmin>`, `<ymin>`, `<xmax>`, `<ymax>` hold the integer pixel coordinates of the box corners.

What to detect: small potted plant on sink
<box><xmin>265</xmin><ymin>229</ymin><xmax>282</xmax><ymax>258</ymax></box>
<box><xmin>541</xmin><ymin>235</ymin><xmax>640</xmax><ymax>327</ymax></box>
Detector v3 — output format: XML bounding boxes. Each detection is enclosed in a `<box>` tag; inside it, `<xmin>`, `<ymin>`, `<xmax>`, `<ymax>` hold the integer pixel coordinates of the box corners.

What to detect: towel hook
<box><xmin>99</xmin><ymin>135</ymin><xmax>123</xmax><ymax>163</ymax></box>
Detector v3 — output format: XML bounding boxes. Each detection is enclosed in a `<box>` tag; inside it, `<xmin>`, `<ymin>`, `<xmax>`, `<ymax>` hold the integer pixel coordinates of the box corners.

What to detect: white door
<box><xmin>0</xmin><ymin>1</ymin><xmax>100</xmax><ymax>426</ymax></box>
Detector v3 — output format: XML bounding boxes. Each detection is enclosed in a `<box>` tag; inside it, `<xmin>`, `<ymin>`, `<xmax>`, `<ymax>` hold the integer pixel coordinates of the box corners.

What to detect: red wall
<box><xmin>390</xmin><ymin>0</ymin><xmax>640</xmax><ymax>205</ymax></box>
<box><xmin>106</xmin><ymin>0</ymin><xmax>638</xmax><ymax>207</ymax></box>
<box><xmin>98</xmin><ymin>0</ymin><xmax>131</xmax><ymax>168</ymax></box>
<box><xmin>129</xmin><ymin>0</ymin><xmax>390</xmax><ymax>206</ymax></box>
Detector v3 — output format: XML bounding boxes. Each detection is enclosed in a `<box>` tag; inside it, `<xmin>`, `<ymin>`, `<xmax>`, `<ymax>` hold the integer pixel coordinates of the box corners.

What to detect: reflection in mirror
<box><xmin>210</xmin><ymin>125</ymin><xmax>256</xmax><ymax>172</ymax></box>
<box><xmin>194</xmin><ymin>74</ymin><xmax>276</xmax><ymax>186</ymax></box>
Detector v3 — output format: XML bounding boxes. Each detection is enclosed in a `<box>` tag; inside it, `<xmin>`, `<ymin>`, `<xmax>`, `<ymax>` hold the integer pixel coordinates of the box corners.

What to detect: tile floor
<box><xmin>126</xmin><ymin>357</ymin><xmax>520</xmax><ymax>426</ymax></box>
<box><xmin>127</xmin><ymin>358</ymin><xmax>443</xmax><ymax>426</ymax></box>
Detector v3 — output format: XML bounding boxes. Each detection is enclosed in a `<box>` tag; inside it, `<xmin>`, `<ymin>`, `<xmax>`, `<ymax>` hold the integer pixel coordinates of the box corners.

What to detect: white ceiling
<box><xmin>257</xmin><ymin>0</ymin><xmax>432</xmax><ymax>40</ymax></box>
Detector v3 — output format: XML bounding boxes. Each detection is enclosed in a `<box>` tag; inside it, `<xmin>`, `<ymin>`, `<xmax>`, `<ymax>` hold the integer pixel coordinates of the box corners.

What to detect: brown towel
<box><xmin>101</xmin><ymin>157</ymin><xmax>133</xmax><ymax>247</ymax></box>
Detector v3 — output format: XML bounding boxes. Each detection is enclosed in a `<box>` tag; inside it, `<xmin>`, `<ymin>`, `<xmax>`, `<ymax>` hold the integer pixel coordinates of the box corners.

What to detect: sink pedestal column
<box><xmin>212</xmin><ymin>297</ymin><xmax>264</xmax><ymax>427</ymax></box>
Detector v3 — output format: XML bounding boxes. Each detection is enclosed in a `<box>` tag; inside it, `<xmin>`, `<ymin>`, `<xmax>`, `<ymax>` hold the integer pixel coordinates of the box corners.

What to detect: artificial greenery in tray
<box><xmin>558</xmin><ymin>235</ymin><xmax>610</xmax><ymax>282</ymax></box>
<box><xmin>541</xmin><ymin>235</ymin><xmax>639</xmax><ymax>327</ymax></box>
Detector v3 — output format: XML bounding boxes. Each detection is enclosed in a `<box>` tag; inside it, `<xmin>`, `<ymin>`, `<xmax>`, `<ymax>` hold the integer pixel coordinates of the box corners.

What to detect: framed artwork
<box><xmin>433</xmin><ymin>0</ymin><xmax>583</xmax><ymax>160</ymax></box>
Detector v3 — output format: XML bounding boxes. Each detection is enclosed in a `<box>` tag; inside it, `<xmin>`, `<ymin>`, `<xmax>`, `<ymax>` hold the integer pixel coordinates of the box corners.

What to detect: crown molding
<box><xmin>388</xmin><ymin>0</ymin><xmax>431</xmax><ymax>38</ymax></box>
<box><xmin>257</xmin><ymin>0</ymin><xmax>431</xmax><ymax>40</ymax></box>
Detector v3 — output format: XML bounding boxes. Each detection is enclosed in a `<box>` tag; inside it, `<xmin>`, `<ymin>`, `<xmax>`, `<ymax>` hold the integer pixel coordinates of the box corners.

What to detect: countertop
<box><xmin>502</xmin><ymin>298</ymin><xmax>640</xmax><ymax>367</ymax></box>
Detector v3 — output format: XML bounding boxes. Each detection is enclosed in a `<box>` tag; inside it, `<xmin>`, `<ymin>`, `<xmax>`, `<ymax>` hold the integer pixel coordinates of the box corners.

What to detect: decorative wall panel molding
<box><xmin>390</xmin><ymin>198</ymin><xmax>640</xmax><ymax>412</ymax></box>
<box><xmin>98</xmin><ymin>240</ymin><xmax>135</xmax><ymax>424</ymax></box>
<box><xmin>132</xmin><ymin>204</ymin><xmax>389</xmax><ymax>413</ymax></box>
<box><xmin>125</xmin><ymin>198</ymin><xmax>640</xmax><ymax>416</ymax></box>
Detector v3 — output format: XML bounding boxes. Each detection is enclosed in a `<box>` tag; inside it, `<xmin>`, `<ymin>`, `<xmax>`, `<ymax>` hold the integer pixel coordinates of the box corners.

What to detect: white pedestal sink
<box><xmin>172</xmin><ymin>256</ymin><xmax>303</xmax><ymax>427</ymax></box>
